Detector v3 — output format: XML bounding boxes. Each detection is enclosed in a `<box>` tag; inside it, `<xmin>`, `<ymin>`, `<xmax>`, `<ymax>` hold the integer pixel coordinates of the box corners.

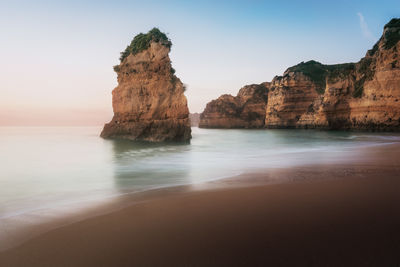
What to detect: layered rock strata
<box><xmin>200</xmin><ymin>18</ymin><xmax>400</xmax><ymax>131</ymax></box>
<box><xmin>101</xmin><ymin>29</ymin><xmax>191</xmax><ymax>142</ymax></box>
<box><xmin>199</xmin><ymin>83</ymin><xmax>269</xmax><ymax>128</ymax></box>
<box><xmin>266</xmin><ymin>18</ymin><xmax>400</xmax><ymax>130</ymax></box>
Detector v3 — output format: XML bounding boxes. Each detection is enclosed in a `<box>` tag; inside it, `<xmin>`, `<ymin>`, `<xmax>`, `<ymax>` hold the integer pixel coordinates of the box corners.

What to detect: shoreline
<box><xmin>1</xmin><ymin>141</ymin><xmax>398</xmax><ymax>252</ymax></box>
<box><xmin>1</xmin><ymin>164</ymin><xmax>400</xmax><ymax>265</ymax></box>
<box><xmin>0</xmin><ymin>143</ymin><xmax>400</xmax><ymax>265</ymax></box>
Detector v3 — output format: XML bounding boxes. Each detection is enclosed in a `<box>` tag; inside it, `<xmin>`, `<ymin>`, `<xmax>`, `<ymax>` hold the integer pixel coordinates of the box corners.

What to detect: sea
<box><xmin>1</xmin><ymin>126</ymin><xmax>400</xmax><ymax>249</ymax></box>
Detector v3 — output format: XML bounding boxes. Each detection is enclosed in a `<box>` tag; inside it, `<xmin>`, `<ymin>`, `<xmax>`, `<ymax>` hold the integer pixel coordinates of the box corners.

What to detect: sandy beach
<box><xmin>1</xmin><ymin>144</ymin><xmax>400</xmax><ymax>266</ymax></box>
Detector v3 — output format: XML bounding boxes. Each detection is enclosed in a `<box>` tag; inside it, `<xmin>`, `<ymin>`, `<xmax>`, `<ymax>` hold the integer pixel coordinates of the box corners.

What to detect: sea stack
<box><xmin>101</xmin><ymin>28</ymin><xmax>191</xmax><ymax>142</ymax></box>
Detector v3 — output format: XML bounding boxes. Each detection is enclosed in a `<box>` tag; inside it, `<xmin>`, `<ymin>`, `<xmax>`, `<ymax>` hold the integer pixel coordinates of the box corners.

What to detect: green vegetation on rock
<box><xmin>366</xmin><ymin>18</ymin><xmax>399</xmax><ymax>54</ymax></box>
<box><xmin>286</xmin><ymin>60</ymin><xmax>355</xmax><ymax>94</ymax></box>
<box><xmin>119</xmin><ymin>28</ymin><xmax>172</xmax><ymax>62</ymax></box>
<box><xmin>286</xmin><ymin>61</ymin><xmax>327</xmax><ymax>93</ymax></box>
<box><xmin>326</xmin><ymin>63</ymin><xmax>355</xmax><ymax>82</ymax></box>
<box><xmin>383</xmin><ymin>18</ymin><xmax>400</xmax><ymax>50</ymax></box>
<box><xmin>384</xmin><ymin>18</ymin><xmax>400</xmax><ymax>29</ymax></box>
<box><xmin>113</xmin><ymin>65</ymin><xmax>120</xmax><ymax>73</ymax></box>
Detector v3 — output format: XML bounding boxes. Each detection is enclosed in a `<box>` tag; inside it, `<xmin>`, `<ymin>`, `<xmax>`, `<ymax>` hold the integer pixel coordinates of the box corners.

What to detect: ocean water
<box><xmin>1</xmin><ymin>126</ymin><xmax>400</xmax><ymax>244</ymax></box>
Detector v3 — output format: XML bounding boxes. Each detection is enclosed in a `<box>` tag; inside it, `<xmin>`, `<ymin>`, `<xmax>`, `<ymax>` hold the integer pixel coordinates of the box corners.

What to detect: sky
<box><xmin>0</xmin><ymin>0</ymin><xmax>399</xmax><ymax>126</ymax></box>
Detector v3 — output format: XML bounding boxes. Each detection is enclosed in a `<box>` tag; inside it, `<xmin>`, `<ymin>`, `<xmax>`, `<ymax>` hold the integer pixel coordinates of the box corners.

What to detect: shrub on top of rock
<box><xmin>119</xmin><ymin>28</ymin><xmax>172</xmax><ymax>62</ymax></box>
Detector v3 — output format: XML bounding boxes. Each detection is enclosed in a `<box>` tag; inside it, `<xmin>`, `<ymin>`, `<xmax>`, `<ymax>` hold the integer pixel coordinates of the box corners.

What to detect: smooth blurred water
<box><xmin>1</xmin><ymin>126</ymin><xmax>400</xmax><ymax>219</ymax></box>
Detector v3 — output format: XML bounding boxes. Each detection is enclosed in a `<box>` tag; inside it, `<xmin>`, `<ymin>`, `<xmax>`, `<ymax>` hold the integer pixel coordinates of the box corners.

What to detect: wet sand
<box><xmin>1</xmin><ymin>144</ymin><xmax>400</xmax><ymax>266</ymax></box>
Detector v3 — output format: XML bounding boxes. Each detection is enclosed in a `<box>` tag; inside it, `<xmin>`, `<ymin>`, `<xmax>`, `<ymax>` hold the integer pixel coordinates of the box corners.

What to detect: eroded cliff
<box><xmin>200</xmin><ymin>18</ymin><xmax>400</xmax><ymax>131</ymax></box>
<box><xmin>199</xmin><ymin>83</ymin><xmax>269</xmax><ymax>128</ymax></box>
<box><xmin>266</xmin><ymin>18</ymin><xmax>400</xmax><ymax>130</ymax></box>
<box><xmin>101</xmin><ymin>28</ymin><xmax>191</xmax><ymax>142</ymax></box>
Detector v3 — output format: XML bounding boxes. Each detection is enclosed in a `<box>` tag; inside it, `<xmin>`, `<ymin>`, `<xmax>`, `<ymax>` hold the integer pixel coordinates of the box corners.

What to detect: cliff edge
<box><xmin>200</xmin><ymin>18</ymin><xmax>400</xmax><ymax>131</ymax></box>
<box><xmin>266</xmin><ymin>18</ymin><xmax>400</xmax><ymax>130</ymax></box>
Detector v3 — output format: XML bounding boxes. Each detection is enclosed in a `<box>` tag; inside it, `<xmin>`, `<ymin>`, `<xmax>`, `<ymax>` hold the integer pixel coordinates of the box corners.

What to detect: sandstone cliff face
<box><xmin>266</xmin><ymin>72</ymin><xmax>321</xmax><ymax>128</ymax></box>
<box><xmin>199</xmin><ymin>83</ymin><xmax>269</xmax><ymax>128</ymax></box>
<box><xmin>200</xmin><ymin>18</ymin><xmax>400</xmax><ymax>131</ymax></box>
<box><xmin>266</xmin><ymin>18</ymin><xmax>400</xmax><ymax>130</ymax></box>
<box><xmin>101</xmin><ymin>40</ymin><xmax>191</xmax><ymax>142</ymax></box>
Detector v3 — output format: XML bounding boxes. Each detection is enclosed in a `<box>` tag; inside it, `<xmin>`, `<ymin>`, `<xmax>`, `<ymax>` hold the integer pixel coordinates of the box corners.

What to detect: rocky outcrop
<box><xmin>101</xmin><ymin>28</ymin><xmax>191</xmax><ymax>142</ymax></box>
<box><xmin>189</xmin><ymin>113</ymin><xmax>200</xmax><ymax>127</ymax></box>
<box><xmin>266</xmin><ymin>18</ymin><xmax>400</xmax><ymax>130</ymax></box>
<box><xmin>200</xmin><ymin>18</ymin><xmax>400</xmax><ymax>131</ymax></box>
<box><xmin>199</xmin><ymin>83</ymin><xmax>269</xmax><ymax>128</ymax></box>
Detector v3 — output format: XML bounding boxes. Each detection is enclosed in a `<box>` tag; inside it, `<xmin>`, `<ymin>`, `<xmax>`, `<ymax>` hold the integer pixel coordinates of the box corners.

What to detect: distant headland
<box><xmin>200</xmin><ymin>18</ymin><xmax>400</xmax><ymax>131</ymax></box>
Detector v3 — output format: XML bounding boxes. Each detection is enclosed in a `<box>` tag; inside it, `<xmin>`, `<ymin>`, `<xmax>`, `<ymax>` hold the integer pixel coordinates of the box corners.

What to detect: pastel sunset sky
<box><xmin>0</xmin><ymin>0</ymin><xmax>399</xmax><ymax>125</ymax></box>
